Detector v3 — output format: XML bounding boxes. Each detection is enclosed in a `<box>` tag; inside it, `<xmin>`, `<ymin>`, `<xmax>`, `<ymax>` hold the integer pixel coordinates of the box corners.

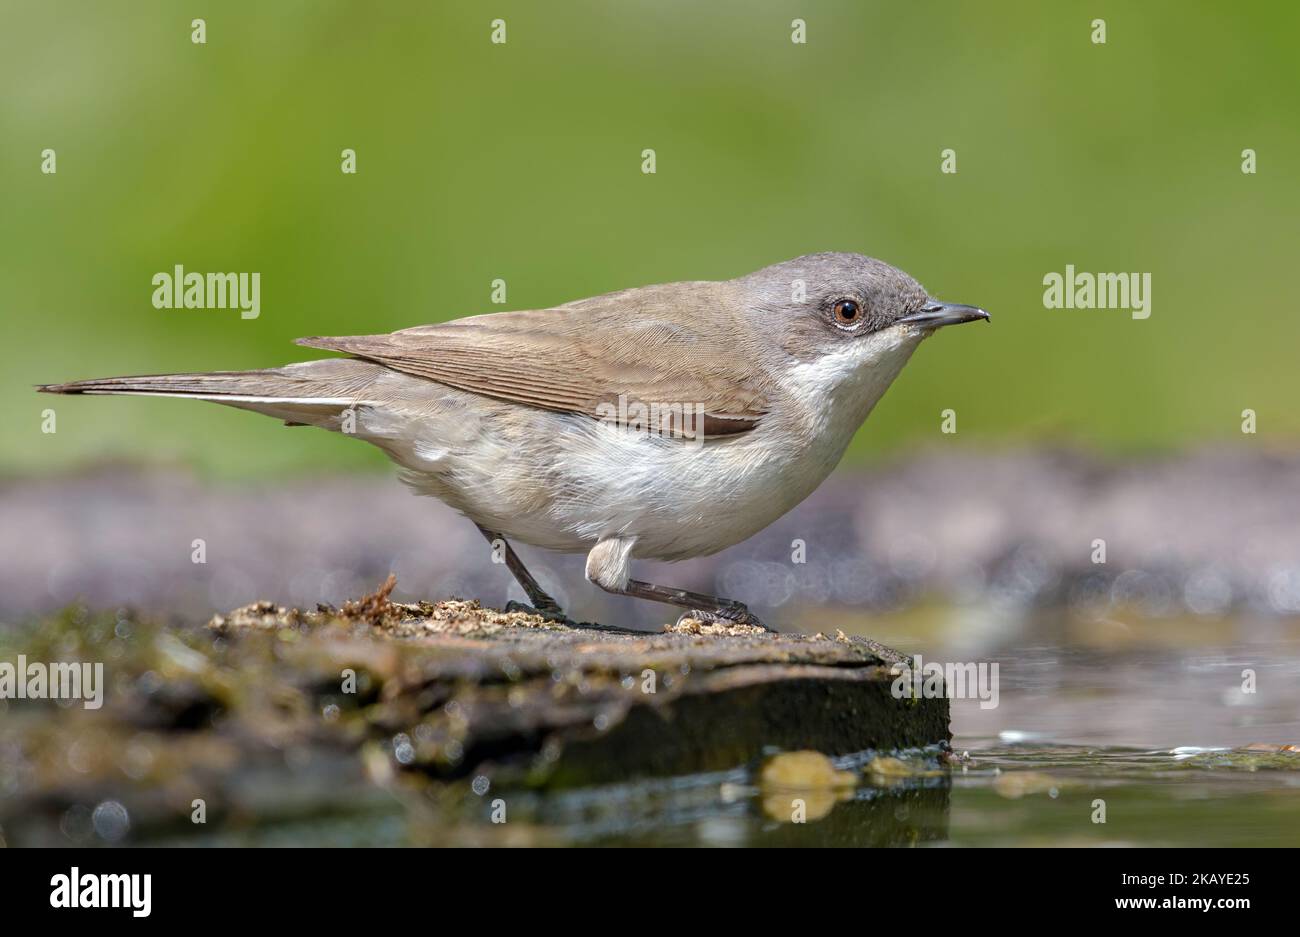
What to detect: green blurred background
<box><xmin>3</xmin><ymin>0</ymin><xmax>1298</xmax><ymax>477</ymax></box>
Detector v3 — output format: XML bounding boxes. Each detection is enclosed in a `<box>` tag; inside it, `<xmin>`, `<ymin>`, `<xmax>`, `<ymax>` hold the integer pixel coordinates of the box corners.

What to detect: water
<box><xmin>429</xmin><ymin>631</ymin><xmax>1300</xmax><ymax>847</ymax></box>
<box><xmin>455</xmin><ymin>741</ymin><xmax>1300</xmax><ymax>847</ymax></box>
<box><xmin>144</xmin><ymin>735</ymin><xmax>1300</xmax><ymax>847</ymax></box>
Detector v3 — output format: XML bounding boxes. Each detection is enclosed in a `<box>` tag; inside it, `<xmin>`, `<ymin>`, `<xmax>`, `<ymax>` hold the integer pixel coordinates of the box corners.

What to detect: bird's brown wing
<box><xmin>295</xmin><ymin>300</ymin><xmax>768</xmax><ymax>437</ymax></box>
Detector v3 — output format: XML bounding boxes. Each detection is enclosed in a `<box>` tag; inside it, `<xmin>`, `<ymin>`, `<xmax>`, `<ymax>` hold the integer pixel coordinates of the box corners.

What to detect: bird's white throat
<box><xmin>781</xmin><ymin>326</ymin><xmax>926</xmax><ymax>441</ymax></box>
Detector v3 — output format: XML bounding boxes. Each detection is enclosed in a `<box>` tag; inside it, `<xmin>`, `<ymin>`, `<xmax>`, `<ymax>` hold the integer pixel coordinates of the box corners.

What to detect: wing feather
<box><xmin>296</xmin><ymin>293</ymin><xmax>768</xmax><ymax>437</ymax></box>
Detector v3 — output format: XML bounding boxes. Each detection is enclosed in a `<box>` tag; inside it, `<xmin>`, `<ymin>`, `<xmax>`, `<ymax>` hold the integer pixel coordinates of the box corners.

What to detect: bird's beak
<box><xmin>899</xmin><ymin>301</ymin><xmax>991</xmax><ymax>329</ymax></box>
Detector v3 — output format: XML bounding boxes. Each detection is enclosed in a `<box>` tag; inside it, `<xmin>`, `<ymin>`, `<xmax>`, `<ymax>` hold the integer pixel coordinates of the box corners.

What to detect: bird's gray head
<box><xmin>734</xmin><ymin>252</ymin><xmax>989</xmax><ymax>364</ymax></box>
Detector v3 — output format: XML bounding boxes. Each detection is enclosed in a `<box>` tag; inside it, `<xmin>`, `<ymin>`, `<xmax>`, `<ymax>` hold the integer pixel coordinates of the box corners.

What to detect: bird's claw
<box><xmin>504</xmin><ymin>599</ymin><xmax>568</xmax><ymax>624</ymax></box>
<box><xmin>675</xmin><ymin>603</ymin><xmax>776</xmax><ymax>632</ymax></box>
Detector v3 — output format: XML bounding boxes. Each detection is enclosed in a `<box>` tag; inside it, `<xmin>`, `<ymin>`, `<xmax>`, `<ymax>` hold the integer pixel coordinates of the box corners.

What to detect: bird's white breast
<box><xmin>374</xmin><ymin>328</ymin><xmax>926</xmax><ymax>561</ymax></box>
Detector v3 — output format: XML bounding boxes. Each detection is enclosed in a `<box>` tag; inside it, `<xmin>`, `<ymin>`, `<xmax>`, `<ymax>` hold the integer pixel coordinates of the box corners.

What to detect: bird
<box><xmin>40</xmin><ymin>252</ymin><xmax>988</xmax><ymax>630</ymax></box>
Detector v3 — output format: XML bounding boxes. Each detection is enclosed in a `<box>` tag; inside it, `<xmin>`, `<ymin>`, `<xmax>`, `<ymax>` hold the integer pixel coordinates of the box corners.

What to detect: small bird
<box><xmin>41</xmin><ymin>253</ymin><xmax>988</xmax><ymax>630</ymax></box>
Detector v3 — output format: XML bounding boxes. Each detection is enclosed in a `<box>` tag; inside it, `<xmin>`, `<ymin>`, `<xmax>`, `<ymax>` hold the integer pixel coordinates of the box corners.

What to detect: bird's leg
<box><xmin>619</xmin><ymin>578</ymin><xmax>775</xmax><ymax>632</ymax></box>
<box><xmin>584</xmin><ymin>536</ymin><xmax>775</xmax><ymax>631</ymax></box>
<box><xmin>474</xmin><ymin>524</ymin><xmax>566</xmax><ymax>621</ymax></box>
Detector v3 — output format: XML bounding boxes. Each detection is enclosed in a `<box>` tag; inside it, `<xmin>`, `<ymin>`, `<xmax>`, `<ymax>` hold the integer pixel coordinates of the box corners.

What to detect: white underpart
<box><xmin>377</xmin><ymin>326</ymin><xmax>928</xmax><ymax>568</ymax></box>
<box><xmin>780</xmin><ymin>326</ymin><xmax>925</xmax><ymax>455</ymax></box>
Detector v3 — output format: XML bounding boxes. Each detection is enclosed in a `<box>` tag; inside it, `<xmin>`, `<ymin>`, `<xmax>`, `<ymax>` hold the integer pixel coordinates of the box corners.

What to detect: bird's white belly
<box><xmin>551</xmin><ymin>413</ymin><xmax>847</xmax><ymax>560</ymax></box>
<box><xmin>374</xmin><ymin>398</ymin><xmax>828</xmax><ymax>559</ymax></box>
<box><xmin>373</xmin><ymin>330</ymin><xmax>922</xmax><ymax>560</ymax></box>
<box><xmin>387</xmin><ymin>410</ymin><xmax>829</xmax><ymax>559</ymax></box>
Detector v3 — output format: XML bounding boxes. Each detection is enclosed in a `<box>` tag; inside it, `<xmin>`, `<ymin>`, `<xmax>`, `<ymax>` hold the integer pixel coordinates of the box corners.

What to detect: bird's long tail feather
<box><xmin>37</xmin><ymin>359</ymin><xmax>387</xmax><ymax>426</ymax></box>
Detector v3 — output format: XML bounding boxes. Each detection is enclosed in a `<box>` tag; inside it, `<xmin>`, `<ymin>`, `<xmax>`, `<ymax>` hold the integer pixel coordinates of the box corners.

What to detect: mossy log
<box><xmin>0</xmin><ymin>582</ymin><xmax>951</xmax><ymax>844</ymax></box>
<box><xmin>213</xmin><ymin>584</ymin><xmax>952</xmax><ymax>788</ymax></box>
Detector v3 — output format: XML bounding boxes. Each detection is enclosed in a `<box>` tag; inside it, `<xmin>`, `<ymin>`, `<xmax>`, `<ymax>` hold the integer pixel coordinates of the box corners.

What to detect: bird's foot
<box><xmin>504</xmin><ymin>599</ymin><xmax>568</xmax><ymax>624</ymax></box>
<box><xmin>675</xmin><ymin>603</ymin><xmax>776</xmax><ymax>633</ymax></box>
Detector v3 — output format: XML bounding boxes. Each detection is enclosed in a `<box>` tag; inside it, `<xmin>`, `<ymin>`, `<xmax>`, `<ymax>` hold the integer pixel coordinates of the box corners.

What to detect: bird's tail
<box><xmin>37</xmin><ymin>359</ymin><xmax>388</xmax><ymax>427</ymax></box>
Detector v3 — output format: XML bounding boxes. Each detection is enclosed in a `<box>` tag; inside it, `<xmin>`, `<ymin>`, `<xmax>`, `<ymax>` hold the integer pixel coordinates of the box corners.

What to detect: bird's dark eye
<box><xmin>832</xmin><ymin>299</ymin><xmax>861</xmax><ymax>327</ymax></box>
